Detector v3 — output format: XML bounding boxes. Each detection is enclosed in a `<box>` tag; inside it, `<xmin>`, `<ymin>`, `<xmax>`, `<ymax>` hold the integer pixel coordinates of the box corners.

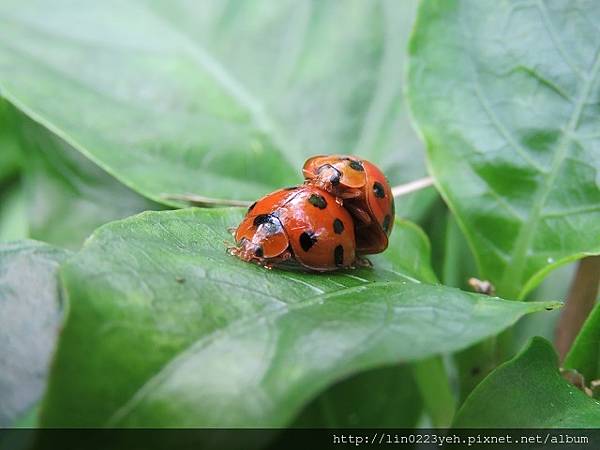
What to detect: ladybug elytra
<box><xmin>302</xmin><ymin>155</ymin><xmax>394</xmax><ymax>255</ymax></box>
<box><xmin>231</xmin><ymin>185</ymin><xmax>357</xmax><ymax>271</ymax></box>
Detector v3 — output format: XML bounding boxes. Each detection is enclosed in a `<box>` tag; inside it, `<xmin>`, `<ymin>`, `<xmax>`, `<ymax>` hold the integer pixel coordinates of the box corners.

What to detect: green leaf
<box><xmin>41</xmin><ymin>208</ymin><xmax>558</xmax><ymax>427</ymax></box>
<box><xmin>0</xmin><ymin>99</ymin><xmax>22</xmax><ymax>182</ymax></box>
<box><xmin>411</xmin><ymin>356</ymin><xmax>455</xmax><ymax>427</ymax></box>
<box><xmin>0</xmin><ymin>183</ymin><xmax>27</xmax><ymax>242</ymax></box>
<box><xmin>408</xmin><ymin>0</ymin><xmax>600</xmax><ymax>298</ymax></box>
<box><xmin>0</xmin><ymin>240</ymin><xmax>69</xmax><ymax>426</ymax></box>
<box><xmin>293</xmin><ymin>365</ymin><xmax>422</xmax><ymax>428</ymax></box>
<box><xmin>564</xmin><ymin>302</ymin><xmax>600</xmax><ymax>384</ymax></box>
<box><xmin>454</xmin><ymin>337</ymin><xmax>600</xmax><ymax>427</ymax></box>
<box><xmin>0</xmin><ymin>0</ymin><xmax>434</xmax><ymax>221</ymax></box>
<box><xmin>13</xmin><ymin>107</ymin><xmax>163</xmax><ymax>249</ymax></box>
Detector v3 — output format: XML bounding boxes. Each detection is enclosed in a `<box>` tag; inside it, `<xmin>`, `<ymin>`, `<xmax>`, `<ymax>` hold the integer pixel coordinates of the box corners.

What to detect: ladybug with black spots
<box><xmin>302</xmin><ymin>155</ymin><xmax>394</xmax><ymax>255</ymax></box>
<box><xmin>230</xmin><ymin>185</ymin><xmax>357</xmax><ymax>271</ymax></box>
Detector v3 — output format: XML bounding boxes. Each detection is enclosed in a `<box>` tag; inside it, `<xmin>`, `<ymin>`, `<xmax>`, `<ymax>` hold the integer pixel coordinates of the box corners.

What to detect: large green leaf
<box><xmin>0</xmin><ymin>183</ymin><xmax>27</xmax><ymax>242</ymax></box>
<box><xmin>454</xmin><ymin>337</ymin><xmax>600</xmax><ymax>427</ymax></box>
<box><xmin>293</xmin><ymin>365</ymin><xmax>422</xmax><ymax>428</ymax></box>
<box><xmin>408</xmin><ymin>0</ymin><xmax>600</xmax><ymax>298</ymax></box>
<box><xmin>0</xmin><ymin>240</ymin><xmax>69</xmax><ymax>426</ymax></box>
<box><xmin>564</xmin><ymin>302</ymin><xmax>600</xmax><ymax>384</ymax></box>
<box><xmin>12</xmin><ymin>106</ymin><xmax>163</xmax><ymax>249</ymax></box>
<box><xmin>0</xmin><ymin>0</ymin><xmax>434</xmax><ymax>220</ymax></box>
<box><xmin>41</xmin><ymin>208</ymin><xmax>558</xmax><ymax>427</ymax></box>
<box><xmin>0</xmin><ymin>98</ymin><xmax>22</xmax><ymax>182</ymax></box>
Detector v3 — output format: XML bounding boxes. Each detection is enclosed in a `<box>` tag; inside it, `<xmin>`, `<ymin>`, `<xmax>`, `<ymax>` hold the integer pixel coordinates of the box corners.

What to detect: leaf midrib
<box><xmin>501</xmin><ymin>43</ymin><xmax>600</xmax><ymax>297</ymax></box>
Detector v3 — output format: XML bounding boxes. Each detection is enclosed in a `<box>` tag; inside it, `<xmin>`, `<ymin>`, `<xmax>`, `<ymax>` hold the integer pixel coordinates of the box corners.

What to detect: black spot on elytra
<box><xmin>254</xmin><ymin>246</ymin><xmax>264</xmax><ymax>257</ymax></box>
<box><xmin>334</xmin><ymin>245</ymin><xmax>344</xmax><ymax>266</ymax></box>
<box><xmin>373</xmin><ymin>182</ymin><xmax>385</xmax><ymax>198</ymax></box>
<box><xmin>333</xmin><ymin>218</ymin><xmax>344</xmax><ymax>234</ymax></box>
<box><xmin>247</xmin><ymin>201</ymin><xmax>257</xmax><ymax>212</ymax></box>
<box><xmin>348</xmin><ymin>159</ymin><xmax>364</xmax><ymax>172</ymax></box>
<box><xmin>382</xmin><ymin>215</ymin><xmax>391</xmax><ymax>234</ymax></box>
<box><xmin>308</xmin><ymin>193</ymin><xmax>327</xmax><ymax>209</ymax></box>
<box><xmin>299</xmin><ymin>231</ymin><xmax>318</xmax><ymax>251</ymax></box>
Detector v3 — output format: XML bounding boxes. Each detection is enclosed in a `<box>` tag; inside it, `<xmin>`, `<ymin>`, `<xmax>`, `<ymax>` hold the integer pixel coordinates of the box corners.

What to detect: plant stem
<box><xmin>165</xmin><ymin>175</ymin><xmax>435</xmax><ymax>207</ymax></box>
<box><xmin>412</xmin><ymin>356</ymin><xmax>455</xmax><ymax>427</ymax></box>
<box><xmin>391</xmin><ymin>176</ymin><xmax>434</xmax><ymax>198</ymax></box>
<box><xmin>555</xmin><ymin>256</ymin><xmax>600</xmax><ymax>361</ymax></box>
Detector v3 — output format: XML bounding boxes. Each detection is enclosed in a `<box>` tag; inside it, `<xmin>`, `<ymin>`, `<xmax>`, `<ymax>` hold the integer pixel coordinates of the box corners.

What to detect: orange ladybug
<box><xmin>302</xmin><ymin>155</ymin><xmax>394</xmax><ymax>255</ymax></box>
<box><xmin>231</xmin><ymin>186</ymin><xmax>356</xmax><ymax>271</ymax></box>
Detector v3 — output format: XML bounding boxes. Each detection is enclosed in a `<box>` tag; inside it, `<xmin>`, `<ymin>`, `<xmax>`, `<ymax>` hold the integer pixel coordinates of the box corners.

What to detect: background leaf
<box><xmin>0</xmin><ymin>240</ymin><xmax>69</xmax><ymax>426</ymax></box>
<box><xmin>564</xmin><ymin>302</ymin><xmax>600</xmax><ymax>385</ymax></box>
<box><xmin>0</xmin><ymin>98</ymin><xmax>22</xmax><ymax>182</ymax></box>
<box><xmin>0</xmin><ymin>184</ymin><xmax>27</xmax><ymax>243</ymax></box>
<box><xmin>408</xmin><ymin>0</ymin><xmax>600</xmax><ymax>298</ymax></box>
<box><xmin>41</xmin><ymin>208</ymin><xmax>557</xmax><ymax>427</ymax></box>
<box><xmin>0</xmin><ymin>0</ymin><xmax>435</xmax><ymax>221</ymax></box>
<box><xmin>292</xmin><ymin>365</ymin><xmax>422</xmax><ymax>427</ymax></box>
<box><xmin>0</xmin><ymin>99</ymin><xmax>27</xmax><ymax>242</ymax></box>
<box><xmin>12</xmin><ymin>108</ymin><xmax>163</xmax><ymax>249</ymax></box>
<box><xmin>454</xmin><ymin>337</ymin><xmax>600</xmax><ymax>427</ymax></box>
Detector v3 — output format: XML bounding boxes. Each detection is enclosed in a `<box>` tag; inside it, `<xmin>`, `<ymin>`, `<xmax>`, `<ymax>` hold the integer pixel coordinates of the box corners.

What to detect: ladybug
<box><xmin>231</xmin><ymin>185</ymin><xmax>357</xmax><ymax>271</ymax></box>
<box><xmin>302</xmin><ymin>155</ymin><xmax>394</xmax><ymax>255</ymax></box>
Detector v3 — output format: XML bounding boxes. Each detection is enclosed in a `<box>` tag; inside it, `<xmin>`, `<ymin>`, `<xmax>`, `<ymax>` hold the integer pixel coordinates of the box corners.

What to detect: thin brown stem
<box><xmin>555</xmin><ymin>256</ymin><xmax>600</xmax><ymax>361</ymax></box>
<box><xmin>391</xmin><ymin>176</ymin><xmax>435</xmax><ymax>198</ymax></box>
<box><xmin>161</xmin><ymin>193</ymin><xmax>252</xmax><ymax>208</ymax></box>
<box><xmin>164</xmin><ymin>175</ymin><xmax>436</xmax><ymax>208</ymax></box>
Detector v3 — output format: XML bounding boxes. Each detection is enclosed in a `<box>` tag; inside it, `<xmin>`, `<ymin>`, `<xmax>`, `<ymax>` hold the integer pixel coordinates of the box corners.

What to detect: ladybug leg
<box><xmin>345</xmin><ymin>203</ymin><xmax>372</xmax><ymax>226</ymax></box>
<box><xmin>228</xmin><ymin>237</ymin><xmax>261</xmax><ymax>263</ymax></box>
<box><xmin>224</xmin><ymin>240</ymin><xmax>235</xmax><ymax>251</ymax></box>
<box><xmin>263</xmin><ymin>249</ymin><xmax>293</xmax><ymax>270</ymax></box>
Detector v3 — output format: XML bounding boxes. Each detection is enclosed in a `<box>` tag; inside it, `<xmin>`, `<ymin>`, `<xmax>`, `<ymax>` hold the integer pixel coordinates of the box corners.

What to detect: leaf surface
<box><xmin>408</xmin><ymin>0</ymin><xmax>600</xmax><ymax>298</ymax></box>
<box><xmin>14</xmin><ymin>110</ymin><xmax>162</xmax><ymax>249</ymax></box>
<box><xmin>0</xmin><ymin>184</ymin><xmax>27</xmax><ymax>242</ymax></box>
<box><xmin>0</xmin><ymin>0</ymin><xmax>434</xmax><ymax>219</ymax></box>
<box><xmin>41</xmin><ymin>208</ymin><xmax>558</xmax><ymax>427</ymax></box>
<box><xmin>564</xmin><ymin>302</ymin><xmax>600</xmax><ymax>384</ymax></box>
<box><xmin>0</xmin><ymin>99</ymin><xmax>22</xmax><ymax>181</ymax></box>
<box><xmin>293</xmin><ymin>365</ymin><xmax>422</xmax><ymax>428</ymax></box>
<box><xmin>454</xmin><ymin>337</ymin><xmax>600</xmax><ymax>427</ymax></box>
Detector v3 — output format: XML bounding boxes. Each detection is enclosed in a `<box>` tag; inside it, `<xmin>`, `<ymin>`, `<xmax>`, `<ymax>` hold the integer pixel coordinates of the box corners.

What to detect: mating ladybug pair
<box><xmin>230</xmin><ymin>155</ymin><xmax>395</xmax><ymax>271</ymax></box>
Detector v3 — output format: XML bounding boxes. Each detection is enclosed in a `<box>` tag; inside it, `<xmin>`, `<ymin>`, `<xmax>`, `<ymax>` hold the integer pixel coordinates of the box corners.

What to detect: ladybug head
<box><xmin>303</xmin><ymin>163</ymin><xmax>342</xmax><ymax>192</ymax></box>
<box><xmin>235</xmin><ymin>237</ymin><xmax>265</xmax><ymax>260</ymax></box>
